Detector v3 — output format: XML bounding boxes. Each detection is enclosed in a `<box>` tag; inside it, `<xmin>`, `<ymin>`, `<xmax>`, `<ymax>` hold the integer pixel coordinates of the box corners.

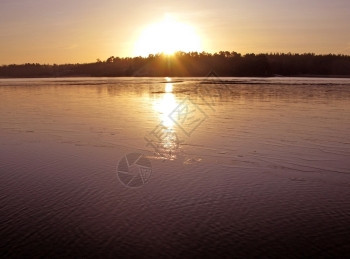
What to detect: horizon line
<box><xmin>2</xmin><ymin>50</ymin><xmax>350</xmax><ymax>66</ymax></box>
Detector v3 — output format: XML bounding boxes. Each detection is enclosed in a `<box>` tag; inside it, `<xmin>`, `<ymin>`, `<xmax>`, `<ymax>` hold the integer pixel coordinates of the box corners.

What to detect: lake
<box><xmin>1</xmin><ymin>77</ymin><xmax>350</xmax><ymax>257</ymax></box>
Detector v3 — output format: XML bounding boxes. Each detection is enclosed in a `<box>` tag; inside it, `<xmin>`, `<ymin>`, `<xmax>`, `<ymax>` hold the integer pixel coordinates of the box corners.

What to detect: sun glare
<box><xmin>134</xmin><ymin>15</ymin><xmax>202</xmax><ymax>57</ymax></box>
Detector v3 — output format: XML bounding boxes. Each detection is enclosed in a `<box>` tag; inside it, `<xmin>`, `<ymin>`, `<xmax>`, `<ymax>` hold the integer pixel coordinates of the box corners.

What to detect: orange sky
<box><xmin>0</xmin><ymin>0</ymin><xmax>349</xmax><ymax>64</ymax></box>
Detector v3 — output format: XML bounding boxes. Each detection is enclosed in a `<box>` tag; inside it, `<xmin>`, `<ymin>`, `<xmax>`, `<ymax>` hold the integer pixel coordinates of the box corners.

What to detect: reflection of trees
<box><xmin>1</xmin><ymin>52</ymin><xmax>350</xmax><ymax>77</ymax></box>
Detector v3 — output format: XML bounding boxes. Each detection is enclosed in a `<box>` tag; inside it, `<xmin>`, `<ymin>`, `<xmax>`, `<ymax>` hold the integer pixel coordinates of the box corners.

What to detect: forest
<box><xmin>1</xmin><ymin>51</ymin><xmax>350</xmax><ymax>77</ymax></box>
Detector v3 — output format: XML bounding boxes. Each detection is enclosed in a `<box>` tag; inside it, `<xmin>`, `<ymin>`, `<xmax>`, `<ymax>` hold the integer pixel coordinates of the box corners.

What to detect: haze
<box><xmin>0</xmin><ymin>0</ymin><xmax>349</xmax><ymax>64</ymax></box>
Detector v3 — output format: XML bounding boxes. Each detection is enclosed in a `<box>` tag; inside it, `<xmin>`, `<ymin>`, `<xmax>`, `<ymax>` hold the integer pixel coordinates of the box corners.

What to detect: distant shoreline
<box><xmin>1</xmin><ymin>52</ymin><xmax>350</xmax><ymax>78</ymax></box>
<box><xmin>1</xmin><ymin>75</ymin><xmax>350</xmax><ymax>79</ymax></box>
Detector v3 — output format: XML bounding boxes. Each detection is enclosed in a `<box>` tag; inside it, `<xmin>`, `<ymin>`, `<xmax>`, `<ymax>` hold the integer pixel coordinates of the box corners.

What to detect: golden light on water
<box><xmin>153</xmin><ymin>80</ymin><xmax>178</xmax><ymax>128</ymax></box>
<box><xmin>150</xmin><ymin>78</ymin><xmax>181</xmax><ymax>160</ymax></box>
<box><xmin>165</xmin><ymin>83</ymin><xmax>173</xmax><ymax>93</ymax></box>
<box><xmin>134</xmin><ymin>14</ymin><xmax>202</xmax><ymax>57</ymax></box>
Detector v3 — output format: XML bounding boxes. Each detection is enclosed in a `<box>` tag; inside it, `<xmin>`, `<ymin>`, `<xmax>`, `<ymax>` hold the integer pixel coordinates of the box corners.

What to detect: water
<box><xmin>1</xmin><ymin>77</ymin><xmax>350</xmax><ymax>257</ymax></box>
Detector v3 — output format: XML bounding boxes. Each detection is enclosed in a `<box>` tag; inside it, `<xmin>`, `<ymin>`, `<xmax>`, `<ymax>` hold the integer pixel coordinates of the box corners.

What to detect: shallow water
<box><xmin>1</xmin><ymin>77</ymin><xmax>350</xmax><ymax>257</ymax></box>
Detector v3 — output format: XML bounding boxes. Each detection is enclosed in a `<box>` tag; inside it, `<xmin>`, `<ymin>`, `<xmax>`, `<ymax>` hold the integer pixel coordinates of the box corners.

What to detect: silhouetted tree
<box><xmin>1</xmin><ymin>52</ymin><xmax>349</xmax><ymax>78</ymax></box>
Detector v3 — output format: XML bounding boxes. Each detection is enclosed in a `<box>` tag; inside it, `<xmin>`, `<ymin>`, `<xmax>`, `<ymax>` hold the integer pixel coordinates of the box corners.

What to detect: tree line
<box><xmin>1</xmin><ymin>51</ymin><xmax>350</xmax><ymax>77</ymax></box>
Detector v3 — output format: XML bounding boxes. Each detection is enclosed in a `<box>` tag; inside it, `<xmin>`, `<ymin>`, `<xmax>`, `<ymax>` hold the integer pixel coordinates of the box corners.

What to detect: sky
<box><xmin>0</xmin><ymin>0</ymin><xmax>349</xmax><ymax>64</ymax></box>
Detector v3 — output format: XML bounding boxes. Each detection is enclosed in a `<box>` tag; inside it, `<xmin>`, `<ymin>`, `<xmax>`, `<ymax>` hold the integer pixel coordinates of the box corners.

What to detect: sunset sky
<box><xmin>1</xmin><ymin>0</ymin><xmax>349</xmax><ymax>64</ymax></box>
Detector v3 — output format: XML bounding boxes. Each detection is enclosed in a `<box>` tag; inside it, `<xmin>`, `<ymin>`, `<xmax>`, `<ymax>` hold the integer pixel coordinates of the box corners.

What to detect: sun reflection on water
<box><xmin>165</xmin><ymin>83</ymin><xmax>173</xmax><ymax>93</ymax></box>
<box><xmin>151</xmin><ymin>79</ymin><xmax>181</xmax><ymax>160</ymax></box>
<box><xmin>153</xmin><ymin>82</ymin><xmax>177</xmax><ymax>128</ymax></box>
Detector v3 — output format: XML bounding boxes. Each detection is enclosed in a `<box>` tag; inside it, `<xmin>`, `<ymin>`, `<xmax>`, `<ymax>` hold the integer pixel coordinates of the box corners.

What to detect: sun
<box><xmin>134</xmin><ymin>15</ymin><xmax>202</xmax><ymax>57</ymax></box>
